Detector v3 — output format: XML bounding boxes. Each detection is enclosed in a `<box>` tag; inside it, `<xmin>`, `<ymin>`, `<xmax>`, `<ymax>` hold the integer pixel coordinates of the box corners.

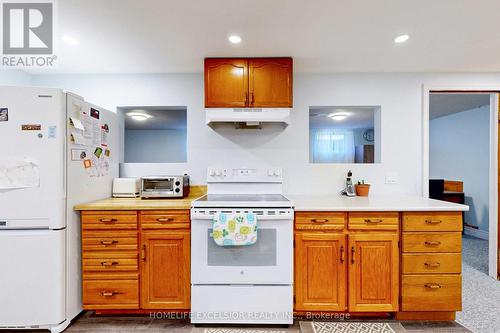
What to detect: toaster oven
<box><xmin>141</xmin><ymin>175</ymin><xmax>190</xmax><ymax>198</ymax></box>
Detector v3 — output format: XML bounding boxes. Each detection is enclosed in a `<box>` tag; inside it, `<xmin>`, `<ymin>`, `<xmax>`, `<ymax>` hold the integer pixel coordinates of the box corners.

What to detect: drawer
<box><xmin>402</xmin><ymin>232</ymin><xmax>461</xmax><ymax>253</ymax></box>
<box><xmin>140</xmin><ymin>210</ymin><xmax>190</xmax><ymax>229</ymax></box>
<box><xmin>401</xmin><ymin>275</ymin><xmax>462</xmax><ymax>311</ymax></box>
<box><xmin>348</xmin><ymin>212</ymin><xmax>399</xmax><ymax>231</ymax></box>
<box><xmin>402</xmin><ymin>212</ymin><xmax>462</xmax><ymax>232</ymax></box>
<box><xmin>82</xmin><ymin>211</ymin><xmax>137</xmax><ymax>230</ymax></box>
<box><xmin>295</xmin><ymin>212</ymin><xmax>345</xmax><ymax>230</ymax></box>
<box><xmin>82</xmin><ymin>230</ymin><xmax>137</xmax><ymax>251</ymax></box>
<box><xmin>83</xmin><ymin>280</ymin><xmax>139</xmax><ymax>309</ymax></box>
<box><xmin>83</xmin><ymin>272</ymin><xmax>139</xmax><ymax>281</ymax></box>
<box><xmin>402</xmin><ymin>253</ymin><xmax>461</xmax><ymax>274</ymax></box>
<box><xmin>83</xmin><ymin>251</ymin><xmax>138</xmax><ymax>272</ymax></box>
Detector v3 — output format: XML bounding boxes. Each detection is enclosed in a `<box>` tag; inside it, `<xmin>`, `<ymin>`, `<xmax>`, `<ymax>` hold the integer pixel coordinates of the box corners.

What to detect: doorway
<box><xmin>423</xmin><ymin>87</ymin><xmax>499</xmax><ymax>280</ymax></box>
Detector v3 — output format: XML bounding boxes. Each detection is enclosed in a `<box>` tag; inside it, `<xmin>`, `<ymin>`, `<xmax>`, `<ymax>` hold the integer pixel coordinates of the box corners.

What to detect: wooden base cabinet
<box><xmin>81</xmin><ymin>210</ymin><xmax>191</xmax><ymax>312</ymax></box>
<box><xmin>294</xmin><ymin>212</ymin><xmax>399</xmax><ymax>313</ymax></box>
<box><xmin>294</xmin><ymin>233</ymin><xmax>347</xmax><ymax>311</ymax></box>
<box><xmin>140</xmin><ymin>231</ymin><xmax>190</xmax><ymax>309</ymax></box>
<box><xmin>348</xmin><ymin>233</ymin><xmax>399</xmax><ymax>312</ymax></box>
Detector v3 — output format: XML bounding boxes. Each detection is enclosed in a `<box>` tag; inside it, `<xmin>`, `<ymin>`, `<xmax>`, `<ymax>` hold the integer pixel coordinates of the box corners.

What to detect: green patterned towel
<box><xmin>211</xmin><ymin>212</ymin><xmax>258</xmax><ymax>246</ymax></box>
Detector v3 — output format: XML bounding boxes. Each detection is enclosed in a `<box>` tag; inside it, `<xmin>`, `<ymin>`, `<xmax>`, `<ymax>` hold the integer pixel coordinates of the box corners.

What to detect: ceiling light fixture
<box><xmin>62</xmin><ymin>35</ymin><xmax>79</xmax><ymax>45</ymax></box>
<box><xmin>394</xmin><ymin>34</ymin><xmax>409</xmax><ymax>44</ymax></box>
<box><xmin>127</xmin><ymin>112</ymin><xmax>153</xmax><ymax>121</ymax></box>
<box><xmin>228</xmin><ymin>35</ymin><xmax>242</xmax><ymax>44</ymax></box>
<box><xmin>329</xmin><ymin>113</ymin><xmax>348</xmax><ymax>121</ymax></box>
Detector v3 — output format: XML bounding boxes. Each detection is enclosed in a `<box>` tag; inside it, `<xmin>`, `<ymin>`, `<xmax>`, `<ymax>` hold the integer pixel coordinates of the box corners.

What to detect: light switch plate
<box><xmin>385</xmin><ymin>172</ymin><xmax>398</xmax><ymax>184</ymax></box>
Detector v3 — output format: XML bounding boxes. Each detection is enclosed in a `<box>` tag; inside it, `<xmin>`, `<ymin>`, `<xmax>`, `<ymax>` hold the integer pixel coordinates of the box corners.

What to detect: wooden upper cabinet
<box><xmin>348</xmin><ymin>233</ymin><xmax>399</xmax><ymax>312</ymax></box>
<box><xmin>204</xmin><ymin>58</ymin><xmax>248</xmax><ymax>108</ymax></box>
<box><xmin>140</xmin><ymin>231</ymin><xmax>190</xmax><ymax>309</ymax></box>
<box><xmin>204</xmin><ymin>57</ymin><xmax>293</xmax><ymax>108</ymax></box>
<box><xmin>295</xmin><ymin>232</ymin><xmax>346</xmax><ymax>311</ymax></box>
<box><xmin>248</xmin><ymin>58</ymin><xmax>293</xmax><ymax>107</ymax></box>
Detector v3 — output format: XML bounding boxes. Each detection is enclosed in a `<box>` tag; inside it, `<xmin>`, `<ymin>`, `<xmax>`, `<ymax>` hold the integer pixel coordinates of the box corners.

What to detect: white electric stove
<box><xmin>191</xmin><ymin>167</ymin><xmax>294</xmax><ymax>325</ymax></box>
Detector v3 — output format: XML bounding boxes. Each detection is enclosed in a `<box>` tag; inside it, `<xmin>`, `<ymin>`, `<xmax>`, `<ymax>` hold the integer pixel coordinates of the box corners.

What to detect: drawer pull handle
<box><xmin>340</xmin><ymin>246</ymin><xmax>345</xmax><ymax>263</ymax></box>
<box><xmin>157</xmin><ymin>218</ymin><xmax>175</xmax><ymax>222</ymax></box>
<box><xmin>425</xmin><ymin>262</ymin><xmax>441</xmax><ymax>268</ymax></box>
<box><xmin>426</xmin><ymin>219</ymin><xmax>442</xmax><ymax>225</ymax></box>
<box><xmin>425</xmin><ymin>241</ymin><xmax>441</xmax><ymax>246</ymax></box>
<box><xmin>141</xmin><ymin>244</ymin><xmax>147</xmax><ymax>262</ymax></box>
<box><xmin>101</xmin><ymin>291</ymin><xmax>121</xmax><ymax>297</ymax></box>
<box><xmin>100</xmin><ymin>261</ymin><xmax>119</xmax><ymax>266</ymax></box>
<box><xmin>351</xmin><ymin>246</ymin><xmax>356</xmax><ymax>264</ymax></box>
<box><xmin>425</xmin><ymin>283</ymin><xmax>442</xmax><ymax>289</ymax></box>
<box><xmin>99</xmin><ymin>218</ymin><xmax>117</xmax><ymax>223</ymax></box>
<box><xmin>100</xmin><ymin>240</ymin><xmax>118</xmax><ymax>245</ymax></box>
<box><xmin>311</xmin><ymin>219</ymin><xmax>329</xmax><ymax>223</ymax></box>
<box><xmin>364</xmin><ymin>219</ymin><xmax>383</xmax><ymax>223</ymax></box>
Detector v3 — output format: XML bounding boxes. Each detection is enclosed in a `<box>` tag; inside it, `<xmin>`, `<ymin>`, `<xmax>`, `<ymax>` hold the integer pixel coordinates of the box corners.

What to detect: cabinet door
<box><xmin>249</xmin><ymin>58</ymin><xmax>293</xmax><ymax>107</ymax></box>
<box><xmin>295</xmin><ymin>232</ymin><xmax>346</xmax><ymax>311</ymax></box>
<box><xmin>140</xmin><ymin>231</ymin><xmax>190</xmax><ymax>309</ymax></box>
<box><xmin>348</xmin><ymin>233</ymin><xmax>399</xmax><ymax>312</ymax></box>
<box><xmin>205</xmin><ymin>58</ymin><xmax>248</xmax><ymax>107</ymax></box>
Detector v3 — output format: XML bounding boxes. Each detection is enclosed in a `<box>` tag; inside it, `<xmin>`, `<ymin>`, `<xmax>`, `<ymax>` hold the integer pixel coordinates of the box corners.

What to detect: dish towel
<box><xmin>211</xmin><ymin>212</ymin><xmax>258</xmax><ymax>246</ymax></box>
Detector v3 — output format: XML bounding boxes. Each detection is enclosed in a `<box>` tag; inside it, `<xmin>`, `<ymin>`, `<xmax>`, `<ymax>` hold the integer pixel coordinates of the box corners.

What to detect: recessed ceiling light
<box><xmin>228</xmin><ymin>35</ymin><xmax>242</xmax><ymax>44</ymax></box>
<box><xmin>62</xmin><ymin>35</ymin><xmax>79</xmax><ymax>45</ymax></box>
<box><xmin>127</xmin><ymin>112</ymin><xmax>153</xmax><ymax>121</ymax></box>
<box><xmin>329</xmin><ymin>113</ymin><xmax>348</xmax><ymax>121</ymax></box>
<box><xmin>394</xmin><ymin>34</ymin><xmax>409</xmax><ymax>44</ymax></box>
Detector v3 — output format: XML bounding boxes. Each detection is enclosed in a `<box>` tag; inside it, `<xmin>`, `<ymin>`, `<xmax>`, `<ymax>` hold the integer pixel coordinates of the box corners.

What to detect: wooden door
<box><xmin>295</xmin><ymin>232</ymin><xmax>347</xmax><ymax>311</ymax></box>
<box><xmin>348</xmin><ymin>233</ymin><xmax>399</xmax><ymax>312</ymax></box>
<box><xmin>248</xmin><ymin>58</ymin><xmax>293</xmax><ymax>107</ymax></box>
<box><xmin>140</xmin><ymin>231</ymin><xmax>190</xmax><ymax>309</ymax></box>
<box><xmin>204</xmin><ymin>58</ymin><xmax>248</xmax><ymax>107</ymax></box>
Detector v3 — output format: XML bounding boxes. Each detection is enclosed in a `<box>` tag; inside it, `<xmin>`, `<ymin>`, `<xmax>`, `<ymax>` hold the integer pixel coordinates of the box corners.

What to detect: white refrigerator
<box><xmin>0</xmin><ymin>86</ymin><xmax>119</xmax><ymax>332</ymax></box>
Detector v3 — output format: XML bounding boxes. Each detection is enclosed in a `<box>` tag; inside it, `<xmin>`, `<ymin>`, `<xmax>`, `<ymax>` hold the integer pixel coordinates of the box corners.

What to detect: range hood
<box><xmin>206</xmin><ymin>108</ymin><xmax>291</xmax><ymax>127</ymax></box>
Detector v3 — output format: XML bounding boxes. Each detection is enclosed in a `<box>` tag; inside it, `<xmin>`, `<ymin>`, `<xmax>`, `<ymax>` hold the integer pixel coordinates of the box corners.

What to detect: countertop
<box><xmin>75</xmin><ymin>187</ymin><xmax>469</xmax><ymax>212</ymax></box>
<box><xmin>287</xmin><ymin>195</ymin><xmax>469</xmax><ymax>212</ymax></box>
<box><xmin>74</xmin><ymin>186</ymin><xmax>206</xmax><ymax>211</ymax></box>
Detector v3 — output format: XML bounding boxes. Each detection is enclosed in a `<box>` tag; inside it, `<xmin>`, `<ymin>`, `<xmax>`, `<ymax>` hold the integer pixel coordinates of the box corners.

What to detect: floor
<box><xmin>456</xmin><ymin>235</ymin><xmax>500</xmax><ymax>333</ymax></box>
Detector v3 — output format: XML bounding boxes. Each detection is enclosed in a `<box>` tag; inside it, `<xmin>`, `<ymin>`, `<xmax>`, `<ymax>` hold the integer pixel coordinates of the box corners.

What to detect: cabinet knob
<box><xmin>424</xmin><ymin>283</ymin><xmax>442</xmax><ymax>289</ymax></box>
<box><xmin>351</xmin><ymin>246</ymin><xmax>356</xmax><ymax>264</ymax></box>
<box><xmin>424</xmin><ymin>262</ymin><xmax>441</xmax><ymax>268</ymax></box>
<box><xmin>100</xmin><ymin>261</ymin><xmax>119</xmax><ymax>266</ymax></box>
<box><xmin>364</xmin><ymin>219</ymin><xmax>383</xmax><ymax>223</ymax></box>
<box><xmin>340</xmin><ymin>246</ymin><xmax>345</xmax><ymax>263</ymax></box>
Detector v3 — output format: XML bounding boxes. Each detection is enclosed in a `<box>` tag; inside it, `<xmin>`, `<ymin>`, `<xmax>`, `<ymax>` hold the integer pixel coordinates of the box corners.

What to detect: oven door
<box><xmin>191</xmin><ymin>208</ymin><xmax>293</xmax><ymax>285</ymax></box>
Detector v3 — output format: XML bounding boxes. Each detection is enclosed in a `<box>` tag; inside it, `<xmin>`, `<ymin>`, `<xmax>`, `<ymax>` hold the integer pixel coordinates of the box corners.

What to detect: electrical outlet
<box><xmin>385</xmin><ymin>172</ymin><xmax>398</xmax><ymax>184</ymax></box>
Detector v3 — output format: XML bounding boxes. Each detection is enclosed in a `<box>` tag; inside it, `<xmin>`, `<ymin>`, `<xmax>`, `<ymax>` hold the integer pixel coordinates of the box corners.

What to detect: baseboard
<box><xmin>464</xmin><ymin>226</ymin><xmax>489</xmax><ymax>240</ymax></box>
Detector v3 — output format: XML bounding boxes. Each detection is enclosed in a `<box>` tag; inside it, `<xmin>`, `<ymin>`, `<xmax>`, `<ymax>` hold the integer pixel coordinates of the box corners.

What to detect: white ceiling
<box><xmin>429</xmin><ymin>93</ymin><xmax>491</xmax><ymax>119</ymax></box>
<box><xmin>32</xmin><ymin>0</ymin><xmax>500</xmax><ymax>74</ymax></box>
<box><xmin>310</xmin><ymin>106</ymin><xmax>375</xmax><ymax>129</ymax></box>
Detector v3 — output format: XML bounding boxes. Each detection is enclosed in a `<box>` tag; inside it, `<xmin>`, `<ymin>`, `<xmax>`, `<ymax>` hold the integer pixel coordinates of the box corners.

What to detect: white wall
<box><xmin>30</xmin><ymin>72</ymin><xmax>500</xmax><ymax>195</ymax></box>
<box><xmin>0</xmin><ymin>70</ymin><xmax>32</xmax><ymax>85</ymax></box>
<box><xmin>430</xmin><ymin>105</ymin><xmax>490</xmax><ymax>232</ymax></box>
<box><xmin>125</xmin><ymin>129</ymin><xmax>187</xmax><ymax>163</ymax></box>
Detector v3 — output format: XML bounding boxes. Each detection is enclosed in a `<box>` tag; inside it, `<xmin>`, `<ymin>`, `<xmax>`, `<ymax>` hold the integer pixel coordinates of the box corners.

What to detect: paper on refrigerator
<box><xmin>0</xmin><ymin>159</ymin><xmax>40</xmax><ymax>190</ymax></box>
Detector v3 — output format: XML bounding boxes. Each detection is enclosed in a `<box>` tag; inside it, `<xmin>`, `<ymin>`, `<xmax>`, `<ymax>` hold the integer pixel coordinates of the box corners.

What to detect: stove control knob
<box><xmin>268</xmin><ymin>169</ymin><xmax>274</xmax><ymax>176</ymax></box>
<box><xmin>215</xmin><ymin>170</ymin><xmax>222</xmax><ymax>176</ymax></box>
<box><xmin>274</xmin><ymin>169</ymin><xmax>281</xmax><ymax>176</ymax></box>
<box><xmin>209</xmin><ymin>169</ymin><xmax>216</xmax><ymax>176</ymax></box>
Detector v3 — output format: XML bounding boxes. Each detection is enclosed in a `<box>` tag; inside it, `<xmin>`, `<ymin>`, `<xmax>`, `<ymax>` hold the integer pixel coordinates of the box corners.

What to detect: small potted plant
<box><xmin>355</xmin><ymin>180</ymin><xmax>370</xmax><ymax>197</ymax></box>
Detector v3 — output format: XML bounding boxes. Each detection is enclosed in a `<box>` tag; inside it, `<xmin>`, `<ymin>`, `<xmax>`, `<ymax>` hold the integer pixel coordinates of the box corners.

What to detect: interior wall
<box><xmin>29</xmin><ymin>72</ymin><xmax>500</xmax><ymax>195</ymax></box>
<box><xmin>0</xmin><ymin>70</ymin><xmax>32</xmax><ymax>86</ymax></box>
<box><xmin>125</xmin><ymin>129</ymin><xmax>187</xmax><ymax>163</ymax></box>
<box><xmin>430</xmin><ymin>105</ymin><xmax>490</xmax><ymax>233</ymax></box>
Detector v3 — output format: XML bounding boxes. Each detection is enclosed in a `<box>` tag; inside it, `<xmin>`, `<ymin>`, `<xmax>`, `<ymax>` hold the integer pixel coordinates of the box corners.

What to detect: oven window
<box><xmin>207</xmin><ymin>229</ymin><xmax>277</xmax><ymax>266</ymax></box>
<box><xmin>143</xmin><ymin>179</ymin><xmax>173</xmax><ymax>191</ymax></box>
